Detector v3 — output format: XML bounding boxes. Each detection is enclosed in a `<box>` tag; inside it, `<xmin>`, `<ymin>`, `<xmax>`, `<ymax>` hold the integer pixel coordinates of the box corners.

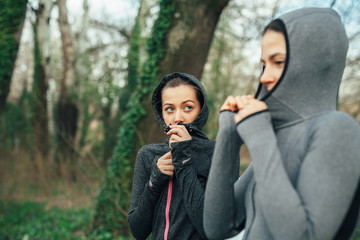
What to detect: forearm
<box><xmin>204</xmin><ymin>111</ymin><xmax>245</xmax><ymax>239</ymax></box>
<box><xmin>129</xmin><ymin>151</ymin><xmax>169</xmax><ymax>239</ymax></box>
<box><xmin>171</xmin><ymin>140</ymin><xmax>208</xmax><ymax>238</ymax></box>
<box><xmin>174</xmin><ymin>163</ymin><xmax>208</xmax><ymax>239</ymax></box>
<box><xmin>128</xmin><ymin>183</ymin><xmax>162</xmax><ymax>239</ymax></box>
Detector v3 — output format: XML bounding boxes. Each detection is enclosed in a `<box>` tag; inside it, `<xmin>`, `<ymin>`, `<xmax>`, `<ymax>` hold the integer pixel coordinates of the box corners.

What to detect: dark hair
<box><xmin>162</xmin><ymin>77</ymin><xmax>204</xmax><ymax>109</ymax></box>
<box><xmin>262</xmin><ymin>19</ymin><xmax>284</xmax><ymax>36</ymax></box>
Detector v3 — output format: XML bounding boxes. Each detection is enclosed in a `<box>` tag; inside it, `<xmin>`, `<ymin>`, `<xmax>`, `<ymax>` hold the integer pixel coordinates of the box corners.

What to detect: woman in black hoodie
<box><xmin>128</xmin><ymin>72</ymin><xmax>216</xmax><ymax>239</ymax></box>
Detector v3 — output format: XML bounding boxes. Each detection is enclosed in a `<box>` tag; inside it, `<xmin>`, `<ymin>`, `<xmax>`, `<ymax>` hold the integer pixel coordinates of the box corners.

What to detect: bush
<box><xmin>0</xmin><ymin>201</ymin><xmax>91</xmax><ymax>240</ymax></box>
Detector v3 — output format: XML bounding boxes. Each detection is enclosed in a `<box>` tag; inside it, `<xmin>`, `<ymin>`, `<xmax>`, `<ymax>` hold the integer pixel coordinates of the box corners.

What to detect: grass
<box><xmin>0</xmin><ymin>201</ymin><xmax>91</xmax><ymax>240</ymax></box>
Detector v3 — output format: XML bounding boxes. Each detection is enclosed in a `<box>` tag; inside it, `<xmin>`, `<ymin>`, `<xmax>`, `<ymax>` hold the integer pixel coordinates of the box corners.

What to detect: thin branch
<box><xmin>330</xmin><ymin>0</ymin><xmax>337</xmax><ymax>8</ymax></box>
<box><xmin>349</xmin><ymin>31</ymin><xmax>360</xmax><ymax>42</ymax></box>
<box><xmin>90</xmin><ymin>19</ymin><xmax>131</xmax><ymax>39</ymax></box>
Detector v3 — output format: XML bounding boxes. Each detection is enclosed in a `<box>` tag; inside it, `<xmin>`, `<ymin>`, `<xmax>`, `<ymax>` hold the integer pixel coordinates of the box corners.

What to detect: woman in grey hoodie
<box><xmin>128</xmin><ymin>72</ymin><xmax>215</xmax><ymax>239</ymax></box>
<box><xmin>204</xmin><ymin>8</ymin><xmax>360</xmax><ymax>240</ymax></box>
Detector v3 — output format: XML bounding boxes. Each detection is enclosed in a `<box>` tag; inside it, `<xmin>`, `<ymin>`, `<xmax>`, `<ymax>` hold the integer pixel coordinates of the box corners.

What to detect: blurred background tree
<box><xmin>0</xmin><ymin>0</ymin><xmax>27</xmax><ymax>114</ymax></box>
<box><xmin>0</xmin><ymin>0</ymin><xmax>359</xmax><ymax>239</ymax></box>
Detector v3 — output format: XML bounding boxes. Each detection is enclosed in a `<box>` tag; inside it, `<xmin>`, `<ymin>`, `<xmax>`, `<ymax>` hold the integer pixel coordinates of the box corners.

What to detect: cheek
<box><xmin>162</xmin><ymin>111</ymin><xmax>171</xmax><ymax>125</ymax></box>
<box><xmin>273</xmin><ymin>67</ymin><xmax>284</xmax><ymax>82</ymax></box>
<box><xmin>185</xmin><ymin>109</ymin><xmax>200</xmax><ymax>123</ymax></box>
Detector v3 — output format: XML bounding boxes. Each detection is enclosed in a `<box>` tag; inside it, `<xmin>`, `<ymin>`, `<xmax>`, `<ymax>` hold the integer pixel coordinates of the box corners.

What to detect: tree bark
<box><xmin>32</xmin><ymin>0</ymin><xmax>52</xmax><ymax>161</ymax></box>
<box><xmin>56</xmin><ymin>0</ymin><xmax>79</xmax><ymax>181</ymax></box>
<box><xmin>74</xmin><ymin>0</ymin><xmax>90</xmax><ymax>149</ymax></box>
<box><xmin>0</xmin><ymin>0</ymin><xmax>27</xmax><ymax>113</ymax></box>
<box><xmin>135</xmin><ymin>0</ymin><xmax>230</xmax><ymax>155</ymax></box>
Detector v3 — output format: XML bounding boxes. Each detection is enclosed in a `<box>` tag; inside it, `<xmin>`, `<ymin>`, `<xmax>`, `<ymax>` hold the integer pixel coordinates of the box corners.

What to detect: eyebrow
<box><xmin>261</xmin><ymin>52</ymin><xmax>286</xmax><ymax>62</ymax></box>
<box><xmin>163</xmin><ymin>100</ymin><xmax>195</xmax><ymax>107</ymax></box>
<box><xmin>182</xmin><ymin>100</ymin><xmax>195</xmax><ymax>104</ymax></box>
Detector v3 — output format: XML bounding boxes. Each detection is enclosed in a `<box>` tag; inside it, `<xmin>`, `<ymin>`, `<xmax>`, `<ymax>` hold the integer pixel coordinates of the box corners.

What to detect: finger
<box><xmin>169</xmin><ymin>124</ymin><xmax>187</xmax><ymax>130</ymax></box>
<box><xmin>228</xmin><ymin>96</ymin><xmax>237</xmax><ymax>112</ymax></box>
<box><xmin>221</xmin><ymin>95</ymin><xmax>237</xmax><ymax>111</ymax></box>
<box><xmin>167</xmin><ymin>126</ymin><xmax>187</xmax><ymax>137</ymax></box>
<box><xmin>241</xmin><ymin>95</ymin><xmax>250</xmax><ymax>106</ymax></box>
<box><xmin>247</xmin><ymin>95</ymin><xmax>255</xmax><ymax>100</ymax></box>
<box><xmin>235</xmin><ymin>96</ymin><xmax>245</xmax><ymax>110</ymax></box>
<box><xmin>167</xmin><ymin>128</ymin><xmax>180</xmax><ymax>136</ymax></box>
<box><xmin>163</xmin><ymin>151</ymin><xmax>172</xmax><ymax>158</ymax></box>
<box><xmin>160</xmin><ymin>164</ymin><xmax>174</xmax><ymax>171</ymax></box>
<box><xmin>159</xmin><ymin>151</ymin><xmax>172</xmax><ymax>160</ymax></box>
<box><xmin>170</xmin><ymin>134</ymin><xmax>183</xmax><ymax>143</ymax></box>
<box><xmin>159</xmin><ymin>158</ymin><xmax>173</xmax><ymax>165</ymax></box>
<box><xmin>157</xmin><ymin>164</ymin><xmax>174</xmax><ymax>175</ymax></box>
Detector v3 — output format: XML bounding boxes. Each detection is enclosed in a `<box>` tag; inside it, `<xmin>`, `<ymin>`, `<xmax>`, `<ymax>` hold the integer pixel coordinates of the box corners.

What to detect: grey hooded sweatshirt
<box><xmin>128</xmin><ymin>72</ymin><xmax>215</xmax><ymax>239</ymax></box>
<box><xmin>204</xmin><ymin>8</ymin><xmax>360</xmax><ymax>240</ymax></box>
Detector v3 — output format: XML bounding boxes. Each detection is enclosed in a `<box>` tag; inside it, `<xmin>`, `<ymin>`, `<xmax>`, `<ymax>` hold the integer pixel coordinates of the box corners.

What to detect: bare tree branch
<box><xmin>90</xmin><ymin>19</ymin><xmax>131</xmax><ymax>39</ymax></box>
<box><xmin>330</xmin><ymin>0</ymin><xmax>337</xmax><ymax>8</ymax></box>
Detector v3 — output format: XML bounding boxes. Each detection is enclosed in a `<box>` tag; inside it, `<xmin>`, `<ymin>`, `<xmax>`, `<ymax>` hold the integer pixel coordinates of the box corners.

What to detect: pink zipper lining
<box><xmin>164</xmin><ymin>179</ymin><xmax>173</xmax><ymax>240</ymax></box>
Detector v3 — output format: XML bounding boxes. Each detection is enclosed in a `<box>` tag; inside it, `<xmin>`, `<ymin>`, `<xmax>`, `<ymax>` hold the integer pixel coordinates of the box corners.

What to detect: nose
<box><xmin>260</xmin><ymin>67</ymin><xmax>276</xmax><ymax>85</ymax></box>
<box><xmin>174</xmin><ymin>110</ymin><xmax>184</xmax><ymax>124</ymax></box>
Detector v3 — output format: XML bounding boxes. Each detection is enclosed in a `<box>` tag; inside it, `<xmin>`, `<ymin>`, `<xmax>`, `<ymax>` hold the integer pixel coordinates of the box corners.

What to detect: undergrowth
<box><xmin>0</xmin><ymin>201</ymin><xmax>91</xmax><ymax>240</ymax></box>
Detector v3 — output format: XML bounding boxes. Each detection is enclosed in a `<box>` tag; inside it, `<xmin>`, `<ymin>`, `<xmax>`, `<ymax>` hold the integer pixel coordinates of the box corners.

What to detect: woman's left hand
<box><xmin>166</xmin><ymin>124</ymin><xmax>192</xmax><ymax>148</ymax></box>
<box><xmin>234</xmin><ymin>95</ymin><xmax>268</xmax><ymax>123</ymax></box>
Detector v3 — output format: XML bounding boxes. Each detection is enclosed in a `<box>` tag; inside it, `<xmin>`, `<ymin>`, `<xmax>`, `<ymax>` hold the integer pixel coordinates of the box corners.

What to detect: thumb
<box><xmin>164</xmin><ymin>151</ymin><xmax>172</xmax><ymax>158</ymax></box>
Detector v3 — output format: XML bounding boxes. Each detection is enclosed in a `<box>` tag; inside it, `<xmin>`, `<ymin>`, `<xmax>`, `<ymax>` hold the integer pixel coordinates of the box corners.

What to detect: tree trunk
<box><xmin>0</xmin><ymin>0</ymin><xmax>27</xmax><ymax>113</ymax></box>
<box><xmin>140</xmin><ymin>0</ymin><xmax>230</xmax><ymax>146</ymax></box>
<box><xmin>32</xmin><ymin>0</ymin><xmax>52</xmax><ymax>162</ymax></box>
<box><xmin>56</xmin><ymin>0</ymin><xmax>79</xmax><ymax>181</ymax></box>
<box><xmin>75</xmin><ymin>0</ymin><xmax>90</xmax><ymax>149</ymax></box>
<box><xmin>91</xmin><ymin>0</ymin><xmax>229</xmax><ymax>238</ymax></box>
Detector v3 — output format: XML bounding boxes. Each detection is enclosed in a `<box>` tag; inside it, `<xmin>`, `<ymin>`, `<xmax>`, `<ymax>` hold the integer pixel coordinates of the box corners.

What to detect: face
<box><xmin>161</xmin><ymin>84</ymin><xmax>201</xmax><ymax>126</ymax></box>
<box><xmin>260</xmin><ymin>30</ymin><xmax>287</xmax><ymax>91</ymax></box>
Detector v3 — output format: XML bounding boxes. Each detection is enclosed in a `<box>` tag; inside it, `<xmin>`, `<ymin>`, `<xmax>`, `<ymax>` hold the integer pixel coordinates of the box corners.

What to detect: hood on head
<box><xmin>256</xmin><ymin>8</ymin><xmax>349</xmax><ymax>129</ymax></box>
<box><xmin>151</xmin><ymin>72</ymin><xmax>209</xmax><ymax>132</ymax></box>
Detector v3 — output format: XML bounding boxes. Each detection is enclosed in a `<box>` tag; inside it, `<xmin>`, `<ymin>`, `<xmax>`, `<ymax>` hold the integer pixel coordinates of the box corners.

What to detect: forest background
<box><xmin>0</xmin><ymin>0</ymin><xmax>359</xmax><ymax>239</ymax></box>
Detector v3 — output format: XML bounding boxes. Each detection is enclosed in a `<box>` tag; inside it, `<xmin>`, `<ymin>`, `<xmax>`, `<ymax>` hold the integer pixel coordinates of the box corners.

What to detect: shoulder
<box><xmin>314</xmin><ymin>111</ymin><xmax>360</xmax><ymax>131</ymax></box>
<box><xmin>136</xmin><ymin>143</ymin><xmax>168</xmax><ymax>164</ymax></box>
<box><xmin>309</xmin><ymin>111</ymin><xmax>360</xmax><ymax>144</ymax></box>
<box><xmin>192</xmin><ymin>138</ymin><xmax>216</xmax><ymax>152</ymax></box>
<box><xmin>134</xmin><ymin>143</ymin><xmax>168</xmax><ymax>174</ymax></box>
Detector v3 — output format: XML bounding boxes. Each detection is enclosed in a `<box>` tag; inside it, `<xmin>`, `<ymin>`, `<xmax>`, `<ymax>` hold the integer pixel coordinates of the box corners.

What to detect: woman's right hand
<box><xmin>221</xmin><ymin>95</ymin><xmax>256</xmax><ymax>112</ymax></box>
<box><xmin>157</xmin><ymin>151</ymin><xmax>174</xmax><ymax>177</ymax></box>
<box><xmin>221</xmin><ymin>95</ymin><xmax>238</xmax><ymax>112</ymax></box>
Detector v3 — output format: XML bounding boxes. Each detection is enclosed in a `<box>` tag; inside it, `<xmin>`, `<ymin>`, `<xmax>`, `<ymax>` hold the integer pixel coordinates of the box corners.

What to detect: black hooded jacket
<box><xmin>128</xmin><ymin>72</ymin><xmax>215</xmax><ymax>239</ymax></box>
<box><xmin>204</xmin><ymin>8</ymin><xmax>360</xmax><ymax>240</ymax></box>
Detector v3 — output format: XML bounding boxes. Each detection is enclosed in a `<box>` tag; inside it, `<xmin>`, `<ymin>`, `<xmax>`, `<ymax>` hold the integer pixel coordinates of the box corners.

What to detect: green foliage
<box><xmin>352</xmin><ymin>220</ymin><xmax>360</xmax><ymax>240</ymax></box>
<box><xmin>0</xmin><ymin>0</ymin><xmax>27</xmax><ymax>109</ymax></box>
<box><xmin>0</xmin><ymin>101</ymin><xmax>32</xmax><ymax>150</ymax></box>
<box><xmin>0</xmin><ymin>201</ymin><xmax>91</xmax><ymax>240</ymax></box>
<box><xmin>92</xmin><ymin>0</ymin><xmax>176</xmax><ymax>238</ymax></box>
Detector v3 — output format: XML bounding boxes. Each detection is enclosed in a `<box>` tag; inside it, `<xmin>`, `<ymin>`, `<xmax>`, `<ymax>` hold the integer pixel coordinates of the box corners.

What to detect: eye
<box><xmin>275</xmin><ymin>60</ymin><xmax>285</xmax><ymax>65</ymax></box>
<box><xmin>184</xmin><ymin>105</ymin><xmax>193</xmax><ymax>111</ymax></box>
<box><xmin>165</xmin><ymin>107</ymin><xmax>174</xmax><ymax>112</ymax></box>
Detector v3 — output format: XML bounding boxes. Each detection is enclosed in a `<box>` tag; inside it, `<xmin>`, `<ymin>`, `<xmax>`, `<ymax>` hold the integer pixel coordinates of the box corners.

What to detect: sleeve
<box><xmin>236</xmin><ymin>111</ymin><xmax>360</xmax><ymax>240</ymax></box>
<box><xmin>170</xmin><ymin>138</ymin><xmax>208</xmax><ymax>239</ymax></box>
<box><xmin>203</xmin><ymin>111</ymin><xmax>250</xmax><ymax>240</ymax></box>
<box><xmin>128</xmin><ymin>147</ymin><xmax>170</xmax><ymax>239</ymax></box>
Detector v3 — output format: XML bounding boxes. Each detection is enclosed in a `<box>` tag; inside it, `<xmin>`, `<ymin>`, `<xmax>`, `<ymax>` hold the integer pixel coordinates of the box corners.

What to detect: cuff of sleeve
<box><xmin>236</xmin><ymin>110</ymin><xmax>272</xmax><ymax>144</ymax></box>
<box><xmin>171</xmin><ymin>140</ymin><xmax>192</xmax><ymax>168</ymax></box>
<box><xmin>218</xmin><ymin>110</ymin><xmax>243</xmax><ymax>146</ymax></box>
<box><xmin>219</xmin><ymin>110</ymin><xmax>237</xmax><ymax>129</ymax></box>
